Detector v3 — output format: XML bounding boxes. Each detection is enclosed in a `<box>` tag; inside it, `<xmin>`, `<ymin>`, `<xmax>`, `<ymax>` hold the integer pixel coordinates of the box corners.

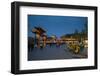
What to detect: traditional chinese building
<box><xmin>32</xmin><ymin>26</ymin><xmax>46</xmax><ymax>48</ymax></box>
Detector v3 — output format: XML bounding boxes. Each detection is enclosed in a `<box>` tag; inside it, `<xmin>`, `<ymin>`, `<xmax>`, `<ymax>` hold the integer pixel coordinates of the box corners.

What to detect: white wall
<box><xmin>0</xmin><ymin>0</ymin><xmax>99</xmax><ymax>76</ymax></box>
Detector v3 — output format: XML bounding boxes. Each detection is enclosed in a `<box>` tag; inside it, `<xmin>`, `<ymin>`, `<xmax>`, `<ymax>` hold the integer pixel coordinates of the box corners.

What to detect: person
<box><xmin>28</xmin><ymin>37</ymin><xmax>34</xmax><ymax>52</ymax></box>
<box><xmin>56</xmin><ymin>39</ymin><xmax>60</xmax><ymax>47</ymax></box>
<box><xmin>34</xmin><ymin>36</ymin><xmax>38</xmax><ymax>48</ymax></box>
<box><xmin>80</xmin><ymin>41</ymin><xmax>84</xmax><ymax>51</ymax></box>
<box><xmin>42</xmin><ymin>35</ymin><xmax>47</xmax><ymax>48</ymax></box>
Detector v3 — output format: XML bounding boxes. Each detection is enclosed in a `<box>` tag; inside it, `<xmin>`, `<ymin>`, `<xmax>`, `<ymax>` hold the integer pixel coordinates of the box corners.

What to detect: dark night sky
<box><xmin>28</xmin><ymin>15</ymin><xmax>87</xmax><ymax>38</ymax></box>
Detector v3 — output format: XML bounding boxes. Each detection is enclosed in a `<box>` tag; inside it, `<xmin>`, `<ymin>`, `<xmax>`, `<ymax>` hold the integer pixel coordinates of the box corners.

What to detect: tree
<box><xmin>81</xmin><ymin>20</ymin><xmax>88</xmax><ymax>40</ymax></box>
<box><xmin>74</xmin><ymin>29</ymin><xmax>79</xmax><ymax>40</ymax></box>
<box><xmin>84</xmin><ymin>20</ymin><xmax>88</xmax><ymax>38</ymax></box>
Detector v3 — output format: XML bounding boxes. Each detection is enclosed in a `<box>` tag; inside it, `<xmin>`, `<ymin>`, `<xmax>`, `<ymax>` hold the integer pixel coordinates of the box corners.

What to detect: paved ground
<box><xmin>28</xmin><ymin>44</ymin><xmax>87</xmax><ymax>61</ymax></box>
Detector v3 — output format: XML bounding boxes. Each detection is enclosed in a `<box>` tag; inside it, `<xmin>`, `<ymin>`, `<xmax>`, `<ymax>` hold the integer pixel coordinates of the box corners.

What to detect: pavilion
<box><xmin>32</xmin><ymin>26</ymin><xmax>46</xmax><ymax>48</ymax></box>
